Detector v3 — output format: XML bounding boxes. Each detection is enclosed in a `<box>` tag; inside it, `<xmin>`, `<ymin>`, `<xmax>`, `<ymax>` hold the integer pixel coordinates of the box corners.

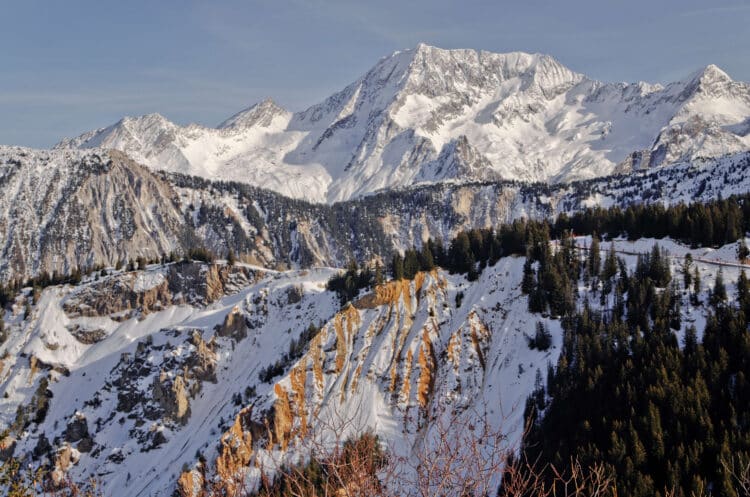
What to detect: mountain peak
<box><xmin>699</xmin><ymin>64</ymin><xmax>732</xmax><ymax>82</ymax></box>
<box><xmin>684</xmin><ymin>64</ymin><xmax>733</xmax><ymax>89</ymax></box>
<box><xmin>120</xmin><ymin>112</ymin><xmax>170</xmax><ymax>125</ymax></box>
<box><xmin>218</xmin><ymin>98</ymin><xmax>288</xmax><ymax>129</ymax></box>
<box><xmin>414</xmin><ymin>41</ymin><xmax>434</xmax><ymax>53</ymax></box>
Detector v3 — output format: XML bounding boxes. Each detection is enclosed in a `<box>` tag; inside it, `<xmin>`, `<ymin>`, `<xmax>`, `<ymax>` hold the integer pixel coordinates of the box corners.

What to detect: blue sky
<box><xmin>2</xmin><ymin>0</ymin><xmax>749</xmax><ymax>148</ymax></box>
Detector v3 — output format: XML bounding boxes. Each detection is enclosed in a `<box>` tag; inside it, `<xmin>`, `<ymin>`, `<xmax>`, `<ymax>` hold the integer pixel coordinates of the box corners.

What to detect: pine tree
<box><xmin>430</xmin><ymin>237</ymin><xmax>446</xmax><ymax>267</ymax></box>
<box><xmin>522</xmin><ymin>257</ymin><xmax>535</xmax><ymax>294</ymax></box>
<box><xmin>711</xmin><ymin>270</ymin><xmax>727</xmax><ymax>307</ymax></box>
<box><xmin>669</xmin><ymin>280</ymin><xmax>681</xmax><ymax>330</ymax></box>
<box><xmin>649</xmin><ymin>244</ymin><xmax>671</xmax><ymax>286</ymax></box>
<box><xmin>589</xmin><ymin>234</ymin><xmax>601</xmax><ymax>279</ymax></box>
<box><xmin>737</xmin><ymin>270</ymin><xmax>750</xmax><ymax>313</ymax></box>
<box><xmin>403</xmin><ymin>249</ymin><xmax>420</xmax><ymax>280</ymax></box>
<box><xmin>419</xmin><ymin>244</ymin><xmax>435</xmax><ymax>271</ymax></box>
<box><xmin>529</xmin><ymin>280</ymin><xmax>546</xmax><ymax>314</ymax></box>
<box><xmin>682</xmin><ymin>253</ymin><xmax>693</xmax><ymax>290</ymax></box>
<box><xmin>738</xmin><ymin>239</ymin><xmax>749</xmax><ymax>262</ymax></box>
<box><xmin>449</xmin><ymin>232</ymin><xmax>473</xmax><ymax>274</ymax></box>
<box><xmin>374</xmin><ymin>262</ymin><xmax>384</xmax><ymax>286</ymax></box>
<box><xmin>391</xmin><ymin>253</ymin><xmax>404</xmax><ymax>281</ymax></box>
<box><xmin>603</xmin><ymin>243</ymin><xmax>618</xmax><ymax>281</ymax></box>
<box><xmin>529</xmin><ymin>322</ymin><xmax>552</xmax><ymax>350</ymax></box>
<box><xmin>692</xmin><ymin>267</ymin><xmax>701</xmax><ymax>305</ymax></box>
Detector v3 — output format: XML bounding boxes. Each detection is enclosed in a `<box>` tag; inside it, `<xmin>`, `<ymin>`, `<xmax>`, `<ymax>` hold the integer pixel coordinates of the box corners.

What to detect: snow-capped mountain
<box><xmin>56</xmin><ymin>44</ymin><xmax>750</xmax><ymax>203</ymax></box>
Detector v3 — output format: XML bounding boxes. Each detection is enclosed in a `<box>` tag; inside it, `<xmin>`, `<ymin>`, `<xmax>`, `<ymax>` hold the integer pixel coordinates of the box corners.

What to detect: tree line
<box><xmin>517</xmin><ymin>239</ymin><xmax>750</xmax><ymax>497</ymax></box>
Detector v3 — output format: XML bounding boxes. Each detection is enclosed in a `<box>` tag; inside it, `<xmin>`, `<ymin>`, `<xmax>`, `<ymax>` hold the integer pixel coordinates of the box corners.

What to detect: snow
<box><xmin>1</xmin><ymin>42</ymin><xmax>749</xmax><ymax>497</ymax></box>
<box><xmin>1</xmin><ymin>234</ymin><xmax>747</xmax><ymax>495</ymax></box>
<box><xmin>54</xmin><ymin>44</ymin><xmax>750</xmax><ymax>203</ymax></box>
<box><xmin>133</xmin><ymin>270</ymin><xmax>166</xmax><ymax>293</ymax></box>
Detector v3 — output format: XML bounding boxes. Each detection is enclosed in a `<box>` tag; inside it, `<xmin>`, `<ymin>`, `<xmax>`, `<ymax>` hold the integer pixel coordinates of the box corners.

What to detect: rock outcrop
<box><xmin>215</xmin><ymin>306</ymin><xmax>249</xmax><ymax>341</ymax></box>
<box><xmin>63</xmin><ymin>262</ymin><xmax>262</xmax><ymax>324</ymax></box>
<box><xmin>152</xmin><ymin>372</ymin><xmax>191</xmax><ymax>425</ymax></box>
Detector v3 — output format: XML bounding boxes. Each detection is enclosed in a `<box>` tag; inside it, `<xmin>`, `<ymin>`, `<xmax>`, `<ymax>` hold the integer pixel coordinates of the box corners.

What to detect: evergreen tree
<box><xmin>403</xmin><ymin>249</ymin><xmax>420</xmax><ymax>280</ymax></box>
<box><xmin>682</xmin><ymin>253</ymin><xmax>693</xmax><ymax>290</ymax></box>
<box><xmin>588</xmin><ymin>234</ymin><xmax>601</xmax><ymax>279</ymax></box>
<box><xmin>418</xmin><ymin>244</ymin><xmax>435</xmax><ymax>271</ymax></box>
<box><xmin>603</xmin><ymin>243</ymin><xmax>618</xmax><ymax>281</ymax></box>
<box><xmin>737</xmin><ymin>270</ymin><xmax>750</xmax><ymax>313</ymax></box>
<box><xmin>710</xmin><ymin>270</ymin><xmax>727</xmax><ymax>307</ymax></box>
<box><xmin>374</xmin><ymin>262</ymin><xmax>385</xmax><ymax>286</ymax></box>
<box><xmin>430</xmin><ymin>237</ymin><xmax>446</xmax><ymax>267</ymax></box>
<box><xmin>391</xmin><ymin>253</ymin><xmax>404</xmax><ymax>280</ymax></box>
<box><xmin>668</xmin><ymin>280</ymin><xmax>681</xmax><ymax>330</ymax></box>
<box><xmin>529</xmin><ymin>281</ymin><xmax>546</xmax><ymax>314</ymax></box>
<box><xmin>529</xmin><ymin>322</ymin><xmax>552</xmax><ymax>350</ymax></box>
<box><xmin>692</xmin><ymin>266</ymin><xmax>702</xmax><ymax>305</ymax></box>
<box><xmin>521</xmin><ymin>257</ymin><xmax>535</xmax><ymax>295</ymax></box>
<box><xmin>738</xmin><ymin>239</ymin><xmax>749</xmax><ymax>261</ymax></box>
<box><xmin>448</xmin><ymin>232</ymin><xmax>473</xmax><ymax>274</ymax></box>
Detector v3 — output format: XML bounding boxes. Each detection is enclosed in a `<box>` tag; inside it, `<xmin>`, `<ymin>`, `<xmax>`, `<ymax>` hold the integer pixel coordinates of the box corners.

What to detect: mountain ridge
<box><xmin>3</xmin><ymin>144</ymin><xmax>750</xmax><ymax>282</ymax></box>
<box><xmin>55</xmin><ymin>44</ymin><xmax>750</xmax><ymax>203</ymax></box>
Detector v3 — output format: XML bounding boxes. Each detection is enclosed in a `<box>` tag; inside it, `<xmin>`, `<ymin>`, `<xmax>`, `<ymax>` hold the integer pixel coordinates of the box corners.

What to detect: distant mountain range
<box><xmin>55</xmin><ymin>44</ymin><xmax>750</xmax><ymax>203</ymax></box>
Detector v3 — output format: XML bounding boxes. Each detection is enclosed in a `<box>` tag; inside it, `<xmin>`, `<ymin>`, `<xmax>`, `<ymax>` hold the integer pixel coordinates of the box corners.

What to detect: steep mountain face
<box><xmin>0</xmin><ymin>147</ymin><xmax>186</xmax><ymax>281</ymax></box>
<box><xmin>3</xmin><ymin>145</ymin><xmax>750</xmax><ymax>282</ymax></box>
<box><xmin>56</xmin><ymin>44</ymin><xmax>750</xmax><ymax>202</ymax></box>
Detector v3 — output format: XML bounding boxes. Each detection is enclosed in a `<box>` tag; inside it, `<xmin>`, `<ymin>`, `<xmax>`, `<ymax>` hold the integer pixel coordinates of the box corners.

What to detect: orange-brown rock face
<box><xmin>273</xmin><ymin>384</ymin><xmax>294</xmax><ymax>450</ymax></box>
<box><xmin>417</xmin><ymin>329</ymin><xmax>436</xmax><ymax>409</ymax></box>
<box><xmin>176</xmin><ymin>467</ymin><xmax>205</xmax><ymax>497</ymax></box>
<box><xmin>290</xmin><ymin>360</ymin><xmax>308</xmax><ymax>438</ymax></box>
<box><xmin>332</xmin><ymin>304</ymin><xmax>361</xmax><ymax>374</ymax></box>
<box><xmin>214</xmin><ymin>407</ymin><xmax>254</xmax><ymax>495</ymax></box>
<box><xmin>170</xmin><ymin>269</ymin><xmax>508</xmax><ymax>496</ymax></box>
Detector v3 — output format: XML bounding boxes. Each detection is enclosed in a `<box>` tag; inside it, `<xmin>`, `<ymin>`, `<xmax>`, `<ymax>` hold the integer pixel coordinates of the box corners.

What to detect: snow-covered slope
<box><xmin>0</xmin><ymin>257</ymin><xmax>560</xmax><ymax>496</ymax></box>
<box><xmin>1</xmin><ymin>239</ymin><xmax>743</xmax><ymax>496</ymax></box>
<box><xmin>57</xmin><ymin>44</ymin><xmax>750</xmax><ymax>202</ymax></box>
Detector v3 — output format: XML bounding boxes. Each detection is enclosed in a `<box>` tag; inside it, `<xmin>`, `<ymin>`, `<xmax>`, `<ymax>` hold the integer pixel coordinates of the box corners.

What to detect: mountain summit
<box><xmin>56</xmin><ymin>44</ymin><xmax>750</xmax><ymax>203</ymax></box>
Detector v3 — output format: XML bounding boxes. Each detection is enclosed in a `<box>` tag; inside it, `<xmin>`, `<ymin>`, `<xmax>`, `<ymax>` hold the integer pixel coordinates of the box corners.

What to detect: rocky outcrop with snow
<box><xmin>0</xmin><ymin>147</ymin><xmax>185</xmax><ymax>280</ymax></box>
